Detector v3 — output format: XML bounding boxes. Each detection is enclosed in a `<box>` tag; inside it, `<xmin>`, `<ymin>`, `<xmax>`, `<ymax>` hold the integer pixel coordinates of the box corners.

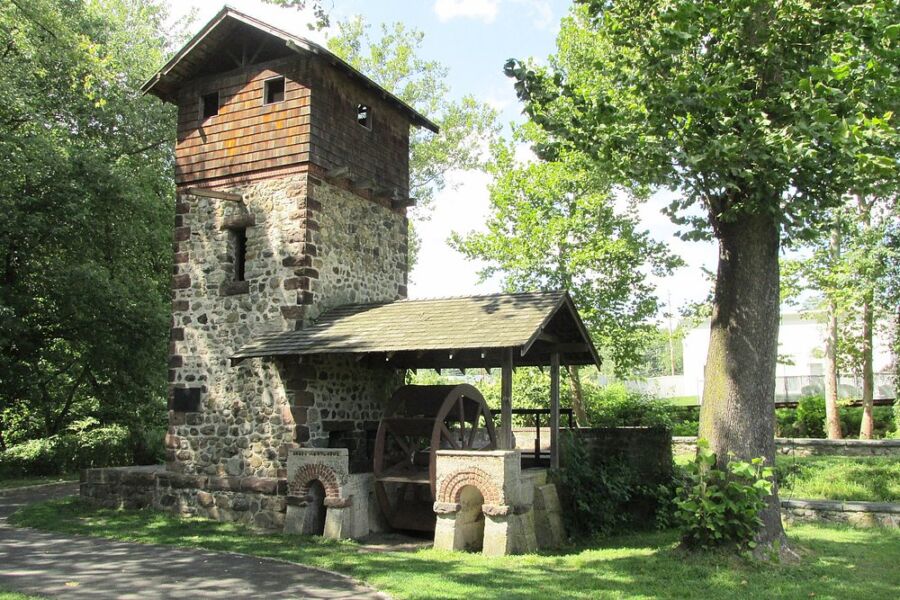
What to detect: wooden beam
<box><xmin>550</xmin><ymin>351</ymin><xmax>560</xmax><ymax>470</ymax></box>
<box><xmin>500</xmin><ymin>348</ymin><xmax>514</xmax><ymax>450</ymax></box>
<box><xmin>185</xmin><ymin>188</ymin><xmax>243</xmax><ymax>202</ymax></box>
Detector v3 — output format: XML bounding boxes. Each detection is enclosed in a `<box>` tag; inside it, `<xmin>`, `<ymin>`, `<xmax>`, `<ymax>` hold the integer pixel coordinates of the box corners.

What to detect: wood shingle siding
<box><xmin>175</xmin><ymin>61</ymin><xmax>312</xmax><ymax>185</ymax></box>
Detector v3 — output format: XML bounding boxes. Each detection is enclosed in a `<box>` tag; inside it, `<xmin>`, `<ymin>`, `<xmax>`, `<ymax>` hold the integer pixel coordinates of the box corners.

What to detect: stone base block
<box><xmin>432</xmin><ymin>450</ymin><xmax>560</xmax><ymax>556</ymax></box>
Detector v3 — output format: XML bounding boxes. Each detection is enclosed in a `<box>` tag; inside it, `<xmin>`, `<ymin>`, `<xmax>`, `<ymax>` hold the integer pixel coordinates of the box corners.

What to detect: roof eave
<box><xmin>140</xmin><ymin>7</ymin><xmax>440</xmax><ymax>134</ymax></box>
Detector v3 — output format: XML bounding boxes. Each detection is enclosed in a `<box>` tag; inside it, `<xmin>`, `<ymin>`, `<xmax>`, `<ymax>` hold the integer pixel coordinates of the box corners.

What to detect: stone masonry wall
<box><xmin>306</xmin><ymin>176</ymin><xmax>408</xmax><ymax>318</ymax></box>
<box><xmin>168</xmin><ymin>173</ymin><xmax>407</xmax><ymax>479</ymax></box>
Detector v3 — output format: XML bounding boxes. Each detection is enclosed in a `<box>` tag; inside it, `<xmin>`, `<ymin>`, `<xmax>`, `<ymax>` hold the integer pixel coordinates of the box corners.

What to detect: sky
<box><xmin>163</xmin><ymin>0</ymin><xmax>718</xmax><ymax>321</ymax></box>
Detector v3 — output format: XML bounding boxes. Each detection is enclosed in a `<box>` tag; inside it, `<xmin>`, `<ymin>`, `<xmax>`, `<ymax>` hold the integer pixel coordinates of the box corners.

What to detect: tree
<box><xmin>327</xmin><ymin>17</ymin><xmax>500</xmax><ymax>217</ymax></box>
<box><xmin>504</xmin><ymin>0</ymin><xmax>899</xmax><ymax>550</ymax></box>
<box><xmin>453</xmin><ymin>125</ymin><xmax>682</xmax><ymax>421</ymax></box>
<box><xmin>0</xmin><ymin>0</ymin><xmax>177</xmax><ymax>447</ymax></box>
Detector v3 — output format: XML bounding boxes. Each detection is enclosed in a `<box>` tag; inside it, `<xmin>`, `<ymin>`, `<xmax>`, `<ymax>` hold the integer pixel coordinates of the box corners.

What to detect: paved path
<box><xmin>0</xmin><ymin>484</ymin><xmax>386</xmax><ymax>599</ymax></box>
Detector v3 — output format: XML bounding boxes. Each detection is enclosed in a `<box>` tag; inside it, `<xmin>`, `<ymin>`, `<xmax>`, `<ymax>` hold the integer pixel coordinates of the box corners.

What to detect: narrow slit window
<box><xmin>231</xmin><ymin>227</ymin><xmax>247</xmax><ymax>282</ymax></box>
<box><xmin>357</xmin><ymin>103</ymin><xmax>371</xmax><ymax>129</ymax></box>
<box><xmin>264</xmin><ymin>77</ymin><xmax>285</xmax><ymax>105</ymax></box>
<box><xmin>201</xmin><ymin>91</ymin><xmax>219</xmax><ymax>119</ymax></box>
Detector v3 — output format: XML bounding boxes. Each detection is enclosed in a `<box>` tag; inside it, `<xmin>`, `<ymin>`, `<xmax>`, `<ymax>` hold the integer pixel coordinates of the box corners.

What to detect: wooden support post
<box><xmin>500</xmin><ymin>348</ymin><xmax>514</xmax><ymax>450</ymax></box>
<box><xmin>550</xmin><ymin>351</ymin><xmax>560</xmax><ymax>469</ymax></box>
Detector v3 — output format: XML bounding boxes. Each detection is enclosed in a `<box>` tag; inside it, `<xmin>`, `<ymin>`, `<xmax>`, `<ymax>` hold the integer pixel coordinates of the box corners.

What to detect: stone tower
<box><xmin>144</xmin><ymin>8</ymin><xmax>438</xmax><ymax>481</ymax></box>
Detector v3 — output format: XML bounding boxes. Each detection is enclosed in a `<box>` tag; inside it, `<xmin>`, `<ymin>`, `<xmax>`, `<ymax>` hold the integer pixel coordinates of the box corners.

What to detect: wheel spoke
<box><xmin>458</xmin><ymin>397</ymin><xmax>466</xmax><ymax>447</ymax></box>
<box><xmin>465</xmin><ymin>405</ymin><xmax>481</xmax><ymax>448</ymax></box>
<box><xmin>441</xmin><ymin>423</ymin><xmax>460</xmax><ymax>449</ymax></box>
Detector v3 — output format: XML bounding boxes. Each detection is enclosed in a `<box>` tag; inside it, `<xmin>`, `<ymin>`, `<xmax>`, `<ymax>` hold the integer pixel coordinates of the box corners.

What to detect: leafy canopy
<box><xmin>505</xmin><ymin>1</ymin><xmax>899</xmax><ymax>241</ymax></box>
<box><xmin>453</xmin><ymin>124</ymin><xmax>682</xmax><ymax>375</ymax></box>
<box><xmin>0</xmin><ymin>0</ymin><xmax>178</xmax><ymax>444</ymax></box>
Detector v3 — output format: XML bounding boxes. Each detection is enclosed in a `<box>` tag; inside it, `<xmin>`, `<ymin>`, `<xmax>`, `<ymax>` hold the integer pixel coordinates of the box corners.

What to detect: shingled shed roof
<box><xmin>141</xmin><ymin>6</ymin><xmax>439</xmax><ymax>133</ymax></box>
<box><xmin>232</xmin><ymin>291</ymin><xmax>601</xmax><ymax>369</ymax></box>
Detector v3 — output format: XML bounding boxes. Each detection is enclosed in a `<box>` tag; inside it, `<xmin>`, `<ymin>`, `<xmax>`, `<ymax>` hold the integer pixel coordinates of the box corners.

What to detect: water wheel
<box><xmin>373</xmin><ymin>384</ymin><xmax>497</xmax><ymax>532</ymax></box>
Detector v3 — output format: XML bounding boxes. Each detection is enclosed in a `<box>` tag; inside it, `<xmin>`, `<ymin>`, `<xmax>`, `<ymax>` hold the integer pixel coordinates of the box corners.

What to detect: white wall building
<box><xmin>682</xmin><ymin>311</ymin><xmax>896</xmax><ymax>401</ymax></box>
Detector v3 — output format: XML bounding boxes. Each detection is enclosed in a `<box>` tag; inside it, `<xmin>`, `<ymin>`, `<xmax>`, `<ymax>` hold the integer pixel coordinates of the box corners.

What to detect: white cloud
<box><xmin>511</xmin><ymin>0</ymin><xmax>554</xmax><ymax>30</ymax></box>
<box><xmin>433</xmin><ymin>0</ymin><xmax>500</xmax><ymax>24</ymax></box>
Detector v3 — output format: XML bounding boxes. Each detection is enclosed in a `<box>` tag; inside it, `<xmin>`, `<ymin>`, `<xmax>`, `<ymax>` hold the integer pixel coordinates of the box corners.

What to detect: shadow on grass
<box><xmin>10</xmin><ymin>498</ymin><xmax>900</xmax><ymax>600</ymax></box>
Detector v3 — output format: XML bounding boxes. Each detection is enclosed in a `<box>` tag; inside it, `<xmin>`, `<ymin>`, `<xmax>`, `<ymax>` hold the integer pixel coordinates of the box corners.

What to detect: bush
<box><xmin>795</xmin><ymin>395</ymin><xmax>826</xmax><ymax>438</ymax></box>
<box><xmin>553</xmin><ymin>433</ymin><xmax>643</xmax><ymax>537</ymax></box>
<box><xmin>0</xmin><ymin>423</ymin><xmax>132</xmax><ymax>477</ymax></box>
<box><xmin>673</xmin><ymin>439</ymin><xmax>773</xmax><ymax>551</ymax></box>
<box><xmin>131</xmin><ymin>426</ymin><xmax>166</xmax><ymax>466</ymax></box>
<box><xmin>583</xmin><ymin>383</ymin><xmax>673</xmax><ymax>429</ymax></box>
<box><xmin>780</xmin><ymin>395</ymin><xmax>895</xmax><ymax>438</ymax></box>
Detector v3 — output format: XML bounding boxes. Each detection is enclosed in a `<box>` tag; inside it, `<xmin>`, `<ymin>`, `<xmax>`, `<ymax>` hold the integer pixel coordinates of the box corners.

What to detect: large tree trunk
<box><xmin>859</xmin><ymin>293</ymin><xmax>875</xmax><ymax>439</ymax></box>
<box><xmin>824</xmin><ymin>228</ymin><xmax>842</xmax><ymax>439</ymax></box>
<box><xmin>699</xmin><ymin>210</ymin><xmax>786</xmax><ymax>549</ymax></box>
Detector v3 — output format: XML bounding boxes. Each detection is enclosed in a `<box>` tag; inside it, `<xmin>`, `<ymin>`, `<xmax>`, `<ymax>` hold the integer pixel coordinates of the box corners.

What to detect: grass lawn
<box><xmin>10</xmin><ymin>497</ymin><xmax>900</xmax><ymax>600</ymax></box>
<box><xmin>0</xmin><ymin>591</ymin><xmax>41</xmax><ymax>600</ymax></box>
<box><xmin>674</xmin><ymin>454</ymin><xmax>900</xmax><ymax>503</ymax></box>
<box><xmin>776</xmin><ymin>455</ymin><xmax>900</xmax><ymax>503</ymax></box>
<box><xmin>664</xmin><ymin>396</ymin><xmax>700</xmax><ymax>406</ymax></box>
<box><xmin>0</xmin><ymin>474</ymin><xmax>78</xmax><ymax>491</ymax></box>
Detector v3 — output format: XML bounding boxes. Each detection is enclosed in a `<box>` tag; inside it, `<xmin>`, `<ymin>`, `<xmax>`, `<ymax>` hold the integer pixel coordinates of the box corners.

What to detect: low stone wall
<box><xmin>80</xmin><ymin>465</ymin><xmax>288</xmax><ymax>530</ymax></box>
<box><xmin>781</xmin><ymin>499</ymin><xmax>900</xmax><ymax>528</ymax></box>
<box><xmin>573</xmin><ymin>427</ymin><xmax>673</xmax><ymax>484</ymax></box>
<box><xmin>673</xmin><ymin>436</ymin><xmax>900</xmax><ymax>457</ymax></box>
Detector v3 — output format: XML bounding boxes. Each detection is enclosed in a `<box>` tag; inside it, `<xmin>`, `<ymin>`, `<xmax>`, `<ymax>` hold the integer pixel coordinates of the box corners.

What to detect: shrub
<box><xmin>553</xmin><ymin>433</ymin><xmax>641</xmax><ymax>536</ymax></box>
<box><xmin>583</xmin><ymin>383</ymin><xmax>673</xmax><ymax>429</ymax></box>
<box><xmin>775</xmin><ymin>408</ymin><xmax>798</xmax><ymax>437</ymax></box>
<box><xmin>0</xmin><ymin>422</ymin><xmax>132</xmax><ymax>477</ymax></box>
<box><xmin>781</xmin><ymin>395</ymin><xmax>895</xmax><ymax>439</ymax></box>
<box><xmin>131</xmin><ymin>426</ymin><xmax>166</xmax><ymax>466</ymax></box>
<box><xmin>795</xmin><ymin>395</ymin><xmax>826</xmax><ymax>438</ymax></box>
<box><xmin>673</xmin><ymin>439</ymin><xmax>773</xmax><ymax>551</ymax></box>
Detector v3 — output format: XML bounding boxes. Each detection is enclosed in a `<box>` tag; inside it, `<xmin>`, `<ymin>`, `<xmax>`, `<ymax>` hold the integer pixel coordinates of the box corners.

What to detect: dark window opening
<box><xmin>231</xmin><ymin>227</ymin><xmax>247</xmax><ymax>282</ymax></box>
<box><xmin>201</xmin><ymin>92</ymin><xmax>219</xmax><ymax>119</ymax></box>
<box><xmin>264</xmin><ymin>77</ymin><xmax>285</xmax><ymax>104</ymax></box>
<box><xmin>357</xmin><ymin>103</ymin><xmax>371</xmax><ymax>129</ymax></box>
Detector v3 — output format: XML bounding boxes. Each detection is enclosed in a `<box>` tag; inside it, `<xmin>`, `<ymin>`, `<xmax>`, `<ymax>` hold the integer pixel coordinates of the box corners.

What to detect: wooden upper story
<box><xmin>143</xmin><ymin>8</ymin><xmax>437</xmax><ymax>195</ymax></box>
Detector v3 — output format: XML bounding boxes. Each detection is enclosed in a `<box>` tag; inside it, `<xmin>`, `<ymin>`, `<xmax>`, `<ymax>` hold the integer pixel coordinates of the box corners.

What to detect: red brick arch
<box><xmin>436</xmin><ymin>467</ymin><xmax>503</xmax><ymax>506</ymax></box>
<box><xmin>289</xmin><ymin>463</ymin><xmax>341</xmax><ymax>500</ymax></box>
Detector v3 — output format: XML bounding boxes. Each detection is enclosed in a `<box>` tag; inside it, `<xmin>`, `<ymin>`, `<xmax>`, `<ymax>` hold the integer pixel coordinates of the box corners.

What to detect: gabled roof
<box><xmin>232</xmin><ymin>291</ymin><xmax>602</xmax><ymax>369</ymax></box>
<box><xmin>142</xmin><ymin>6</ymin><xmax>439</xmax><ymax>133</ymax></box>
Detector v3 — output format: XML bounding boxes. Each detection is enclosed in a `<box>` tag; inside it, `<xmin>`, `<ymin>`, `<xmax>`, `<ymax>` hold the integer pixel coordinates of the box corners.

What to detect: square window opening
<box><xmin>230</xmin><ymin>227</ymin><xmax>247</xmax><ymax>282</ymax></box>
<box><xmin>201</xmin><ymin>92</ymin><xmax>219</xmax><ymax>119</ymax></box>
<box><xmin>264</xmin><ymin>77</ymin><xmax>285</xmax><ymax>105</ymax></box>
<box><xmin>357</xmin><ymin>103</ymin><xmax>371</xmax><ymax>129</ymax></box>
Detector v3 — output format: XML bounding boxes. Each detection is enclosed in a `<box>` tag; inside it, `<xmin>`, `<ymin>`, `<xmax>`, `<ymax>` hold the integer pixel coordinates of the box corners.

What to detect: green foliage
<box><xmin>453</xmin><ymin>126</ymin><xmax>682</xmax><ymax>376</ymax></box>
<box><xmin>583</xmin><ymin>383</ymin><xmax>673</xmax><ymax>429</ymax></box>
<box><xmin>795</xmin><ymin>395</ymin><xmax>828</xmax><ymax>438</ymax></box>
<box><xmin>0</xmin><ymin>0</ymin><xmax>175</xmax><ymax>448</ymax></box>
<box><xmin>673</xmin><ymin>440</ymin><xmax>773</xmax><ymax>551</ymax></box>
<box><xmin>507</xmin><ymin>1</ymin><xmax>899</xmax><ymax>240</ymax></box>
<box><xmin>779</xmin><ymin>395</ymin><xmax>895</xmax><ymax>438</ymax></box>
<box><xmin>554</xmin><ymin>433</ymin><xmax>649</xmax><ymax>537</ymax></box>
<box><xmin>0</xmin><ymin>421</ymin><xmax>131</xmax><ymax>477</ymax></box>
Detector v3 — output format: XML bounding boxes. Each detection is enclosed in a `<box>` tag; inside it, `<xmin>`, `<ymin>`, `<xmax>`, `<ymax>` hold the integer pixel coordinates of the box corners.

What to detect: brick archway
<box><xmin>289</xmin><ymin>463</ymin><xmax>341</xmax><ymax>500</ymax></box>
<box><xmin>436</xmin><ymin>467</ymin><xmax>503</xmax><ymax>506</ymax></box>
